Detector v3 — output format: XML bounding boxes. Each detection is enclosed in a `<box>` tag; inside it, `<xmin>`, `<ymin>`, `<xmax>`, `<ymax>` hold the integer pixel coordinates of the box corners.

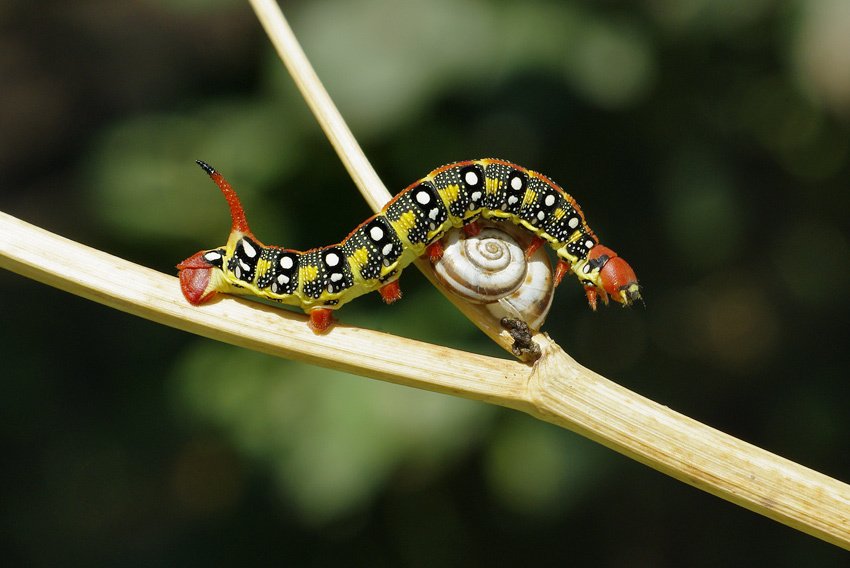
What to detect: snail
<box><xmin>432</xmin><ymin>221</ymin><xmax>554</xmax><ymax>332</ymax></box>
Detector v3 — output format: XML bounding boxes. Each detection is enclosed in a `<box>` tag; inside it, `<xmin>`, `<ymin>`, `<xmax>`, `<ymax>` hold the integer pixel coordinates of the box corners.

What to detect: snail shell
<box><xmin>432</xmin><ymin>222</ymin><xmax>554</xmax><ymax>330</ymax></box>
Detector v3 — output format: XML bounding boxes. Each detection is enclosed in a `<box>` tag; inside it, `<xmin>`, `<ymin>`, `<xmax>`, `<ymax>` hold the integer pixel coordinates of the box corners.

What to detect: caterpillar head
<box><xmin>584</xmin><ymin>244</ymin><xmax>641</xmax><ymax>309</ymax></box>
<box><xmin>177</xmin><ymin>247</ymin><xmax>227</xmax><ymax>305</ymax></box>
<box><xmin>177</xmin><ymin>161</ymin><xmax>251</xmax><ymax>306</ymax></box>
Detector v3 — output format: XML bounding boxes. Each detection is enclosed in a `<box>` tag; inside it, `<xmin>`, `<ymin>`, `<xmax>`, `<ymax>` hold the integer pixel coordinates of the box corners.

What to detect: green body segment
<box><xmin>204</xmin><ymin>158</ymin><xmax>601</xmax><ymax>312</ymax></box>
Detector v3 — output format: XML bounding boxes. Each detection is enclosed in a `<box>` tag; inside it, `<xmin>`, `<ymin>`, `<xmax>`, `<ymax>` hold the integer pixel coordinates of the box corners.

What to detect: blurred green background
<box><xmin>2</xmin><ymin>0</ymin><xmax>850</xmax><ymax>565</ymax></box>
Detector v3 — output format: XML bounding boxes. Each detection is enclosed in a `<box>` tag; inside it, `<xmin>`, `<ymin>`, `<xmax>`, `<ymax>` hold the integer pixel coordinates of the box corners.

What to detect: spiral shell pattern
<box><xmin>433</xmin><ymin>223</ymin><xmax>554</xmax><ymax>330</ymax></box>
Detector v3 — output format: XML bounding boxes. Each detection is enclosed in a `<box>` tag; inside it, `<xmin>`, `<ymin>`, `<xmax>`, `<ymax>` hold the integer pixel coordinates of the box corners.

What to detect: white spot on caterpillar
<box><xmin>330</xmin><ymin>272</ymin><xmax>343</xmax><ymax>282</ymax></box>
<box><xmin>508</xmin><ymin>195</ymin><xmax>519</xmax><ymax>205</ymax></box>
<box><xmin>280</xmin><ymin>256</ymin><xmax>294</xmax><ymax>270</ymax></box>
<box><xmin>271</xmin><ymin>283</ymin><xmax>279</xmax><ymax>294</ymax></box>
<box><xmin>241</xmin><ymin>239</ymin><xmax>257</xmax><ymax>258</ymax></box>
<box><xmin>382</xmin><ymin>243</ymin><xmax>394</xmax><ymax>256</ymax></box>
<box><xmin>471</xmin><ymin>191</ymin><xmax>482</xmax><ymax>201</ymax></box>
<box><xmin>325</xmin><ymin>252</ymin><xmax>340</xmax><ymax>267</ymax></box>
<box><xmin>510</xmin><ymin>175</ymin><xmax>523</xmax><ymax>190</ymax></box>
<box><xmin>428</xmin><ymin>208</ymin><xmax>439</xmax><ymax>220</ymax></box>
<box><xmin>277</xmin><ymin>274</ymin><xmax>289</xmax><ymax>285</ymax></box>
<box><xmin>537</xmin><ymin>211</ymin><xmax>546</xmax><ymax>221</ymax></box>
<box><xmin>544</xmin><ymin>194</ymin><xmax>556</xmax><ymax>207</ymax></box>
<box><xmin>585</xmin><ymin>239</ymin><xmax>594</xmax><ymax>249</ymax></box>
<box><xmin>416</xmin><ymin>190</ymin><xmax>431</xmax><ymax>205</ymax></box>
<box><xmin>239</xmin><ymin>259</ymin><xmax>250</xmax><ymax>272</ymax></box>
<box><xmin>234</xmin><ymin>266</ymin><xmax>242</xmax><ymax>279</ymax></box>
<box><xmin>369</xmin><ymin>226</ymin><xmax>384</xmax><ymax>241</ymax></box>
<box><xmin>568</xmin><ymin>216</ymin><xmax>579</xmax><ymax>229</ymax></box>
<box><xmin>464</xmin><ymin>170</ymin><xmax>479</xmax><ymax>185</ymax></box>
<box><xmin>327</xmin><ymin>284</ymin><xmax>335</xmax><ymax>293</ymax></box>
<box><xmin>583</xmin><ymin>264</ymin><xmax>591</xmax><ymax>274</ymax></box>
<box><xmin>204</xmin><ymin>251</ymin><xmax>221</xmax><ymax>262</ymax></box>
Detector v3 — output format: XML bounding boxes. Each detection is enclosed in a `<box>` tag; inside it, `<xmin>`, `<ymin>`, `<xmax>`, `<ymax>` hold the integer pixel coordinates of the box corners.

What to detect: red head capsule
<box><xmin>176</xmin><ymin>250</ymin><xmax>218</xmax><ymax>305</ymax></box>
<box><xmin>587</xmin><ymin>245</ymin><xmax>641</xmax><ymax>306</ymax></box>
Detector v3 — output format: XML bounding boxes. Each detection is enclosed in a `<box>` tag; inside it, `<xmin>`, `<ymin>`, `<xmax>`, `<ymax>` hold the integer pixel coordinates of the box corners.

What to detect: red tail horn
<box><xmin>196</xmin><ymin>160</ymin><xmax>250</xmax><ymax>234</ymax></box>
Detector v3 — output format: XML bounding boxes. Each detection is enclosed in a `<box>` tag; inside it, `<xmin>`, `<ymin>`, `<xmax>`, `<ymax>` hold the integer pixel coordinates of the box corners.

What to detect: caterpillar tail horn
<box><xmin>195</xmin><ymin>160</ymin><xmax>251</xmax><ymax>234</ymax></box>
<box><xmin>177</xmin><ymin>161</ymin><xmax>254</xmax><ymax>306</ymax></box>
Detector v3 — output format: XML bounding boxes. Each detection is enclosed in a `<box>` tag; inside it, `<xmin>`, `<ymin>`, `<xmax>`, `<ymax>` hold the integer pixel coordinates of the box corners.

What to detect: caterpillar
<box><xmin>178</xmin><ymin>158</ymin><xmax>641</xmax><ymax>333</ymax></box>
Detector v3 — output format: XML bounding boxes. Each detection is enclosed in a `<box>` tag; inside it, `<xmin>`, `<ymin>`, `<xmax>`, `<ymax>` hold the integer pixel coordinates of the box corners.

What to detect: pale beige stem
<box><xmin>528</xmin><ymin>340</ymin><xmax>850</xmax><ymax>549</ymax></box>
<box><xmin>247</xmin><ymin>0</ymin><xmax>390</xmax><ymax>209</ymax></box>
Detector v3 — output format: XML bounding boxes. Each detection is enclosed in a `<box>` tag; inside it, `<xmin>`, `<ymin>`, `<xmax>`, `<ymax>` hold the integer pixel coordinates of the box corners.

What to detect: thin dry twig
<box><xmin>0</xmin><ymin>0</ymin><xmax>848</xmax><ymax>551</ymax></box>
